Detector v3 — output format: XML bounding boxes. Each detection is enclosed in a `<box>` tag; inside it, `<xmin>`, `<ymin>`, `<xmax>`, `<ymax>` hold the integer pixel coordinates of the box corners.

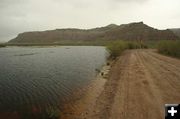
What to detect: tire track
<box><xmin>70</xmin><ymin>49</ymin><xmax>180</xmax><ymax>119</ymax></box>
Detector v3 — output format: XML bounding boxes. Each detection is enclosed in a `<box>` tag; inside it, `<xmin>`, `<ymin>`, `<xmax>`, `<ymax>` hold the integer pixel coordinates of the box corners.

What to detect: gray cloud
<box><xmin>0</xmin><ymin>0</ymin><xmax>180</xmax><ymax>42</ymax></box>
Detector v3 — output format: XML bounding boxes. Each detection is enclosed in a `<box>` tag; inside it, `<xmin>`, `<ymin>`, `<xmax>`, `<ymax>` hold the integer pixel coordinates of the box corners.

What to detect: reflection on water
<box><xmin>0</xmin><ymin>46</ymin><xmax>107</xmax><ymax>119</ymax></box>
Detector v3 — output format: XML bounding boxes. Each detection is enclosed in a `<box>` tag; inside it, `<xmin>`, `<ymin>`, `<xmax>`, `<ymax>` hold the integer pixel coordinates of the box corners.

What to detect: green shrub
<box><xmin>126</xmin><ymin>42</ymin><xmax>138</xmax><ymax>49</ymax></box>
<box><xmin>106</xmin><ymin>40</ymin><xmax>148</xmax><ymax>59</ymax></box>
<box><xmin>106</xmin><ymin>41</ymin><xmax>128</xmax><ymax>59</ymax></box>
<box><xmin>157</xmin><ymin>40</ymin><xmax>180</xmax><ymax>58</ymax></box>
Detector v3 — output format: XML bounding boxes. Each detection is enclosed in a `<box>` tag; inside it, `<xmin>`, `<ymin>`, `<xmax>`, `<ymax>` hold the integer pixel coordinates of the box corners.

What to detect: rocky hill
<box><xmin>170</xmin><ymin>28</ymin><xmax>180</xmax><ymax>38</ymax></box>
<box><xmin>8</xmin><ymin>22</ymin><xmax>179</xmax><ymax>44</ymax></box>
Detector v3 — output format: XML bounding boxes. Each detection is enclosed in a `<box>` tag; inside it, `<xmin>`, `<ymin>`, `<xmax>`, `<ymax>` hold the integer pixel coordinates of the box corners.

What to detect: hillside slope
<box><xmin>170</xmin><ymin>28</ymin><xmax>180</xmax><ymax>38</ymax></box>
<box><xmin>8</xmin><ymin>22</ymin><xmax>179</xmax><ymax>44</ymax></box>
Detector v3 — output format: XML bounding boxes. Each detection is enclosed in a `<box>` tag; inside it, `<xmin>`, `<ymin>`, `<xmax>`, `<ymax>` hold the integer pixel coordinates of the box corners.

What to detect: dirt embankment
<box><xmin>62</xmin><ymin>49</ymin><xmax>180</xmax><ymax>119</ymax></box>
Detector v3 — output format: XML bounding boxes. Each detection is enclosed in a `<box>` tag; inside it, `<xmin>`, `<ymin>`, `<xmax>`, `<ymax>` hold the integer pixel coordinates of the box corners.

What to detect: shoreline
<box><xmin>69</xmin><ymin>49</ymin><xmax>180</xmax><ymax>119</ymax></box>
<box><xmin>60</xmin><ymin>60</ymin><xmax>113</xmax><ymax>119</ymax></box>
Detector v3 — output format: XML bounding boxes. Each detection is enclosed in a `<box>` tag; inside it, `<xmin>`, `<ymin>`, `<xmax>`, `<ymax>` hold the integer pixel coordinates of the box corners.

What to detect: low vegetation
<box><xmin>0</xmin><ymin>44</ymin><xmax>6</xmax><ymax>47</ymax></box>
<box><xmin>106</xmin><ymin>41</ymin><xmax>148</xmax><ymax>58</ymax></box>
<box><xmin>157</xmin><ymin>40</ymin><xmax>180</xmax><ymax>58</ymax></box>
<box><xmin>106</xmin><ymin>41</ymin><xmax>127</xmax><ymax>58</ymax></box>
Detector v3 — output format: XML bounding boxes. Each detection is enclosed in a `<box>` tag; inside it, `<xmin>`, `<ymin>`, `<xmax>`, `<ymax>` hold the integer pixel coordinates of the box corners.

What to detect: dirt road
<box><xmin>62</xmin><ymin>49</ymin><xmax>180</xmax><ymax>119</ymax></box>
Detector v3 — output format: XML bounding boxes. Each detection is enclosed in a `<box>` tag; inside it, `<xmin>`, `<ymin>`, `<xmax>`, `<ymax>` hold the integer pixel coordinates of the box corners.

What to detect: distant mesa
<box><xmin>105</xmin><ymin>24</ymin><xmax>118</xmax><ymax>28</ymax></box>
<box><xmin>8</xmin><ymin>22</ymin><xmax>179</xmax><ymax>44</ymax></box>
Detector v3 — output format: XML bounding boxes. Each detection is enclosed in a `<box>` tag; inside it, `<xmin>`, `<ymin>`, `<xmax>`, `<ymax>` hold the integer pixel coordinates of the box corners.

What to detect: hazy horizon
<box><xmin>0</xmin><ymin>0</ymin><xmax>180</xmax><ymax>42</ymax></box>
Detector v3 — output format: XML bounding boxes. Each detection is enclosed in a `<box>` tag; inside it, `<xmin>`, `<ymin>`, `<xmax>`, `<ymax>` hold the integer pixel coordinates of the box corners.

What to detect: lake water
<box><xmin>0</xmin><ymin>46</ymin><xmax>107</xmax><ymax>118</ymax></box>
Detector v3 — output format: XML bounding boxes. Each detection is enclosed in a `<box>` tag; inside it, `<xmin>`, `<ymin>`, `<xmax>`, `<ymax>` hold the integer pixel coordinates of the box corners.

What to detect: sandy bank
<box><xmin>60</xmin><ymin>63</ymin><xmax>112</xmax><ymax>119</ymax></box>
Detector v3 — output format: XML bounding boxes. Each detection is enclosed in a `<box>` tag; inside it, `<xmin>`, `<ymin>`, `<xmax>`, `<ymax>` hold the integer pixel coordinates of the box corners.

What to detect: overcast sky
<box><xmin>0</xmin><ymin>0</ymin><xmax>180</xmax><ymax>42</ymax></box>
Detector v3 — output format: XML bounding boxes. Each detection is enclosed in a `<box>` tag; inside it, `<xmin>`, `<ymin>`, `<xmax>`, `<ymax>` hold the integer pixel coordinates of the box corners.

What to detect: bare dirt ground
<box><xmin>61</xmin><ymin>49</ymin><xmax>180</xmax><ymax>119</ymax></box>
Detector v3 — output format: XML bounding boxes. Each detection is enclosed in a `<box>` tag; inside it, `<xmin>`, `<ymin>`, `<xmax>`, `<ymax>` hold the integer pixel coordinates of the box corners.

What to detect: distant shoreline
<box><xmin>0</xmin><ymin>40</ymin><xmax>162</xmax><ymax>47</ymax></box>
<box><xmin>1</xmin><ymin>42</ymin><xmax>108</xmax><ymax>47</ymax></box>
<box><xmin>0</xmin><ymin>43</ymin><xmax>6</xmax><ymax>47</ymax></box>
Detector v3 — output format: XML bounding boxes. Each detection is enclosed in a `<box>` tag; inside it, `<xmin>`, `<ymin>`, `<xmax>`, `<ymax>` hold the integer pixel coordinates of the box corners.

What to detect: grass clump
<box><xmin>106</xmin><ymin>41</ymin><xmax>128</xmax><ymax>59</ymax></box>
<box><xmin>106</xmin><ymin>41</ymin><xmax>148</xmax><ymax>59</ymax></box>
<box><xmin>157</xmin><ymin>40</ymin><xmax>180</xmax><ymax>58</ymax></box>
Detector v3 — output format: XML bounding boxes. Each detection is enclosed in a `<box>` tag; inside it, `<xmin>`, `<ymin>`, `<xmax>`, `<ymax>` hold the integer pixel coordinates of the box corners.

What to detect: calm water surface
<box><xmin>0</xmin><ymin>46</ymin><xmax>107</xmax><ymax>118</ymax></box>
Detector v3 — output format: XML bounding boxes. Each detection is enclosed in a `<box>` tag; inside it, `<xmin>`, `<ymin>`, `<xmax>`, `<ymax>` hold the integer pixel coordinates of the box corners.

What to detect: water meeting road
<box><xmin>62</xmin><ymin>49</ymin><xmax>180</xmax><ymax>119</ymax></box>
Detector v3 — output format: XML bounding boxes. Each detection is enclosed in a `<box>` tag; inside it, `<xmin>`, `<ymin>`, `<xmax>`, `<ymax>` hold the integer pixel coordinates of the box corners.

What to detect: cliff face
<box><xmin>8</xmin><ymin>22</ymin><xmax>179</xmax><ymax>44</ymax></box>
